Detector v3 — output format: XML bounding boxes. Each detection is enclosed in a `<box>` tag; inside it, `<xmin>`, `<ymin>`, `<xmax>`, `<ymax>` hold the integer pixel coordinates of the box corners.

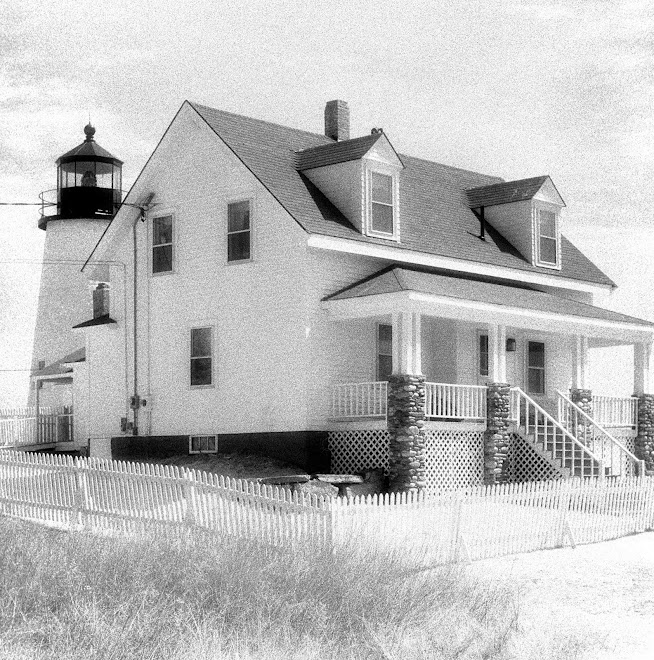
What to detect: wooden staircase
<box><xmin>510</xmin><ymin>388</ymin><xmax>605</xmax><ymax>480</ymax></box>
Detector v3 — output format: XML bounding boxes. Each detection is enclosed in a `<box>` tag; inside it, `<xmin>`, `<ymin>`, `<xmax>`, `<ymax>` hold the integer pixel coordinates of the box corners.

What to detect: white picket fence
<box><xmin>1</xmin><ymin>450</ymin><xmax>653</xmax><ymax>562</ymax></box>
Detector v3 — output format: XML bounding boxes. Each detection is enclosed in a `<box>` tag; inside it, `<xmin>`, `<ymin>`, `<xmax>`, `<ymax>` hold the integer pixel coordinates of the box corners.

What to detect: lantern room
<box><xmin>39</xmin><ymin>123</ymin><xmax>123</xmax><ymax>229</ymax></box>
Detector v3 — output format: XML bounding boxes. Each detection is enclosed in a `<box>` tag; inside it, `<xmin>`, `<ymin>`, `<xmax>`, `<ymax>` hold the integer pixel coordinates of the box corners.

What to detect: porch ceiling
<box><xmin>322</xmin><ymin>267</ymin><xmax>654</xmax><ymax>343</ymax></box>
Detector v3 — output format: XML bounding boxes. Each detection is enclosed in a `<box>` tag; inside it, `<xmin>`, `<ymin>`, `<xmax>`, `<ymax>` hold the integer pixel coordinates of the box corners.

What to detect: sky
<box><xmin>1</xmin><ymin>0</ymin><xmax>653</xmax><ymax>406</ymax></box>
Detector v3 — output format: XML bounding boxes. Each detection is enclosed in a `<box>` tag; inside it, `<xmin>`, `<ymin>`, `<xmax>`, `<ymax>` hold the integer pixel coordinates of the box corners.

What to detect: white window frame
<box><xmin>151</xmin><ymin>211</ymin><xmax>176</xmax><ymax>276</ymax></box>
<box><xmin>477</xmin><ymin>331</ymin><xmax>489</xmax><ymax>380</ymax></box>
<box><xmin>364</xmin><ymin>164</ymin><xmax>400</xmax><ymax>241</ymax></box>
<box><xmin>189</xmin><ymin>326</ymin><xmax>214</xmax><ymax>389</ymax></box>
<box><xmin>376</xmin><ymin>322</ymin><xmax>393</xmax><ymax>381</ymax></box>
<box><xmin>226</xmin><ymin>197</ymin><xmax>254</xmax><ymax>264</ymax></box>
<box><xmin>535</xmin><ymin>206</ymin><xmax>560</xmax><ymax>269</ymax></box>
<box><xmin>526</xmin><ymin>339</ymin><xmax>546</xmax><ymax>396</ymax></box>
<box><xmin>189</xmin><ymin>435</ymin><xmax>218</xmax><ymax>454</ymax></box>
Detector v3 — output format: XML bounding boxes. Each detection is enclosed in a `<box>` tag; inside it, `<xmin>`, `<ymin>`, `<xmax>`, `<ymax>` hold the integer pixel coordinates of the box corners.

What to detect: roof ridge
<box><xmin>190</xmin><ymin>101</ymin><xmax>333</xmax><ymax>142</ymax></box>
<box><xmin>295</xmin><ymin>133</ymin><xmax>380</xmax><ymax>155</ymax></box>
<box><xmin>467</xmin><ymin>175</ymin><xmax>550</xmax><ymax>191</ymax></box>
<box><xmin>399</xmin><ymin>152</ymin><xmax>504</xmax><ymax>180</ymax></box>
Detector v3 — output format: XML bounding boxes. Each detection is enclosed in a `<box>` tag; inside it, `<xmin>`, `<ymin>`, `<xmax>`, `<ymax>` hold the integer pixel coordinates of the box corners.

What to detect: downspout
<box><xmin>479</xmin><ymin>206</ymin><xmax>485</xmax><ymax>240</ymax></box>
<box><xmin>132</xmin><ymin>217</ymin><xmax>139</xmax><ymax>435</ymax></box>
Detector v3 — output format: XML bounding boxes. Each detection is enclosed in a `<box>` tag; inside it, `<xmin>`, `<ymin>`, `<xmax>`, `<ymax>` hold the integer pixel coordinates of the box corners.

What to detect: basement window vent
<box><xmin>189</xmin><ymin>435</ymin><xmax>218</xmax><ymax>454</ymax></box>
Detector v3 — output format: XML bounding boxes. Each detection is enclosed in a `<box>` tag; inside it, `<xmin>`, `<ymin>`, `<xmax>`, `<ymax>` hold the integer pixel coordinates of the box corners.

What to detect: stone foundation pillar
<box><xmin>484</xmin><ymin>383</ymin><xmax>510</xmax><ymax>484</ymax></box>
<box><xmin>387</xmin><ymin>374</ymin><xmax>427</xmax><ymax>493</ymax></box>
<box><xmin>570</xmin><ymin>388</ymin><xmax>592</xmax><ymax>417</ymax></box>
<box><xmin>570</xmin><ymin>388</ymin><xmax>592</xmax><ymax>442</ymax></box>
<box><xmin>635</xmin><ymin>394</ymin><xmax>654</xmax><ymax>475</ymax></box>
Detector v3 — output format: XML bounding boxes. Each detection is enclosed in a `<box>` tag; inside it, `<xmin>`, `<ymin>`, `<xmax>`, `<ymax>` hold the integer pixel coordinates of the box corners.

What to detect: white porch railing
<box><xmin>331</xmin><ymin>382</ymin><xmax>487</xmax><ymax>421</ymax></box>
<box><xmin>557</xmin><ymin>391</ymin><xmax>643</xmax><ymax>477</ymax></box>
<box><xmin>425</xmin><ymin>383</ymin><xmax>487</xmax><ymax>420</ymax></box>
<box><xmin>0</xmin><ymin>410</ymin><xmax>74</xmax><ymax>448</ymax></box>
<box><xmin>0</xmin><ymin>406</ymin><xmax>55</xmax><ymax>419</ymax></box>
<box><xmin>331</xmin><ymin>382</ymin><xmax>387</xmax><ymax>419</ymax></box>
<box><xmin>510</xmin><ymin>387</ymin><xmax>605</xmax><ymax>479</ymax></box>
<box><xmin>592</xmin><ymin>395</ymin><xmax>638</xmax><ymax>429</ymax></box>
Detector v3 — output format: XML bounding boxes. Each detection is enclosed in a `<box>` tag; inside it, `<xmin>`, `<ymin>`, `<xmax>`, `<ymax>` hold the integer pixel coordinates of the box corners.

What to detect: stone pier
<box><xmin>484</xmin><ymin>383</ymin><xmax>511</xmax><ymax>484</ymax></box>
<box><xmin>387</xmin><ymin>374</ymin><xmax>427</xmax><ymax>493</ymax></box>
<box><xmin>635</xmin><ymin>394</ymin><xmax>654</xmax><ymax>475</ymax></box>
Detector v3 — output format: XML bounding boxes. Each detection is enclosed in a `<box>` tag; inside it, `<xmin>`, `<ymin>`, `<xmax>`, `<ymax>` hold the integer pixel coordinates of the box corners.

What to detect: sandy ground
<box><xmin>468</xmin><ymin>532</ymin><xmax>654</xmax><ymax>659</ymax></box>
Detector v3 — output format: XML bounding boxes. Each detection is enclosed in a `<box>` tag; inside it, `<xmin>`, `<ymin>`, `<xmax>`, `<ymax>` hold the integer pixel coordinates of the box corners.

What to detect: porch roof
<box><xmin>323</xmin><ymin>268</ymin><xmax>654</xmax><ymax>341</ymax></box>
<box><xmin>33</xmin><ymin>347</ymin><xmax>86</xmax><ymax>379</ymax></box>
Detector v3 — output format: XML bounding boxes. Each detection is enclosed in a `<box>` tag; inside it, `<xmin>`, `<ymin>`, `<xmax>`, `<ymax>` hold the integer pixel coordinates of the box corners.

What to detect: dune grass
<box><xmin>0</xmin><ymin>515</ymin><xmax>525</xmax><ymax>660</ymax></box>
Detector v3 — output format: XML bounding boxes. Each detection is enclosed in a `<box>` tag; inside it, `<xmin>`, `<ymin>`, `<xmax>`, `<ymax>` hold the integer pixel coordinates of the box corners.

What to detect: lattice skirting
<box><xmin>327</xmin><ymin>429</ymin><xmax>484</xmax><ymax>490</ymax></box>
<box><xmin>505</xmin><ymin>432</ymin><xmax>563</xmax><ymax>483</ymax></box>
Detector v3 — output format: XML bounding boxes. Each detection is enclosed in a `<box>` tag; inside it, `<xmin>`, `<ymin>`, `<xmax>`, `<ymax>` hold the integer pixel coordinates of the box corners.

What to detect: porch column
<box><xmin>388</xmin><ymin>311</ymin><xmax>426</xmax><ymax>493</ymax></box>
<box><xmin>392</xmin><ymin>311</ymin><xmax>422</xmax><ymax>375</ymax></box>
<box><xmin>634</xmin><ymin>342</ymin><xmax>652</xmax><ymax>397</ymax></box>
<box><xmin>488</xmin><ymin>324</ymin><xmax>506</xmax><ymax>383</ymax></box>
<box><xmin>571</xmin><ymin>336</ymin><xmax>589</xmax><ymax>390</ymax></box>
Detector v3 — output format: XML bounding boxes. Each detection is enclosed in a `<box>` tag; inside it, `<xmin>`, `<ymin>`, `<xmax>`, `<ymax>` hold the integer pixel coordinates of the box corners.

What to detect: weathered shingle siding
<box><xmin>304</xmin><ymin>249</ymin><xmax>391</xmax><ymax>428</ymax></box>
<box><xmin>111</xmin><ymin>104</ymin><xmax>313</xmax><ymax>436</ymax></box>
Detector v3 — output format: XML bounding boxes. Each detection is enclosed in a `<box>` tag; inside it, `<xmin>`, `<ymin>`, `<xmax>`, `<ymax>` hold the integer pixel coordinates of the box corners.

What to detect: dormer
<box><xmin>296</xmin><ymin>101</ymin><xmax>404</xmax><ymax>241</ymax></box>
<box><xmin>466</xmin><ymin>176</ymin><xmax>566</xmax><ymax>270</ymax></box>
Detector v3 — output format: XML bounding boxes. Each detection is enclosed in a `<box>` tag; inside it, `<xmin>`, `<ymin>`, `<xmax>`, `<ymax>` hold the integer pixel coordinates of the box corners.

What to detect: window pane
<box><xmin>540</xmin><ymin>211</ymin><xmax>556</xmax><ymax>237</ymax></box>
<box><xmin>378</xmin><ymin>354</ymin><xmax>393</xmax><ymax>381</ymax></box>
<box><xmin>191</xmin><ymin>357</ymin><xmax>212</xmax><ymax>386</ymax></box>
<box><xmin>228</xmin><ymin>201</ymin><xmax>250</xmax><ymax>232</ymax></box>
<box><xmin>540</xmin><ymin>237</ymin><xmax>557</xmax><ymax>264</ymax></box>
<box><xmin>228</xmin><ymin>231</ymin><xmax>251</xmax><ymax>261</ymax></box>
<box><xmin>372</xmin><ymin>202</ymin><xmax>393</xmax><ymax>234</ymax></box>
<box><xmin>378</xmin><ymin>324</ymin><xmax>392</xmax><ymax>355</ymax></box>
<box><xmin>191</xmin><ymin>327</ymin><xmax>212</xmax><ymax>357</ymax></box>
<box><xmin>528</xmin><ymin>368</ymin><xmax>545</xmax><ymax>394</ymax></box>
<box><xmin>153</xmin><ymin>245</ymin><xmax>173</xmax><ymax>273</ymax></box>
<box><xmin>528</xmin><ymin>342</ymin><xmax>545</xmax><ymax>368</ymax></box>
<box><xmin>479</xmin><ymin>334</ymin><xmax>489</xmax><ymax>376</ymax></box>
<box><xmin>153</xmin><ymin>216</ymin><xmax>173</xmax><ymax>245</ymax></box>
<box><xmin>372</xmin><ymin>173</ymin><xmax>392</xmax><ymax>204</ymax></box>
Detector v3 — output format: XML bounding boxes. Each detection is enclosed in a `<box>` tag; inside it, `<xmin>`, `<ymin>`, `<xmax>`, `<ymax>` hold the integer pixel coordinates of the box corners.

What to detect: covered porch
<box><xmin>320</xmin><ymin>268</ymin><xmax>654</xmax><ymax>487</ymax></box>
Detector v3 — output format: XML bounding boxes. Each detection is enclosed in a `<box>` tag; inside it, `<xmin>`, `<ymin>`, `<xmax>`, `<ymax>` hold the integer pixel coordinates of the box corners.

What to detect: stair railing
<box><xmin>510</xmin><ymin>387</ymin><xmax>605</xmax><ymax>479</ymax></box>
<box><xmin>556</xmin><ymin>390</ymin><xmax>644</xmax><ymax>477</ymax></box>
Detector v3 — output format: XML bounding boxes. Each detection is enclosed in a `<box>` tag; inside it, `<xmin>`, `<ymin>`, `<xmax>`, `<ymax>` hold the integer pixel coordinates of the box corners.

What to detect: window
<box><xmin>37</xmin><ymin>360</ymin><xmax>46</xmax><ymax>371</ymax></box>
<box><xmin>538</xmin><ymin>210</ymin><xmax>558</xmax><ymax>265</ymax></box>
<box><xmin>527</xmin><ymin>341</ymin><xmax>545</xmax><ymax>394</ymax></box>
<box><xmin>227</xmin><ymin>200</ymin><xmax>251</xmax><ymax>262</ymax></box>
<box><xmin>478</xmin><ymin>333</ymin><xmax>489</xmax><ymax>377</ymax></box>
<box><xmin>371</xmin><ymin>172</ymin><xmax>394</xmax><ymax>235</ymax></box>
<box><xmin>377</xmin><ymin>324</ymin><xmax>393</xmax><ymax>381</ymax></box>
<box><xmin>189</xmin><ymin>435</ymin><xmax>217</xmax><ymax>454</ymax></box>
<box><xmin>152</xmin><ymin>215</ymin><xmax>173</xmax><ymax>274</ymax></box>
<box><xmin>190</xmin><ymin>327</ymin><xmax>213</xmax><ymax>387</ymax></box>
<box><xmin>92</xmin><ymin>283</ymin><xmax>110</xmax><ymax>318</ymax></box>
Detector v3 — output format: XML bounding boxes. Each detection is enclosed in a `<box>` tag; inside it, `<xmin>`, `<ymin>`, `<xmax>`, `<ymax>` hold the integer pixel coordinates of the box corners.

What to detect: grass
<box><xmin>0</xmin><ymin>515</ymin><xmax>522</xmax><ymax>660</ymax></box>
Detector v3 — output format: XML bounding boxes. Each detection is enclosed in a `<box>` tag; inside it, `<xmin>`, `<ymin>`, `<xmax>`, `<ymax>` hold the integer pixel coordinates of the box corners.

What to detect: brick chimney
<box><xmin>324</xmin><ymin>100</ymin><xmax>350</xmax><ymax>142</ymax></box>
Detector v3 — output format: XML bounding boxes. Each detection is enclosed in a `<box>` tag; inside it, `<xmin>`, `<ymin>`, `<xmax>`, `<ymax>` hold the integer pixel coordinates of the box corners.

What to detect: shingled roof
<box><xmin>466</xmin><ymin>176</ymin><xmax>563</xmax><ymax>208</ymax></box>
<box><xmin>325</xmin><ymin>267</ymin><xmax>653</xmax><ymax>328</ymax></box>
<box><xmin>295</xmin><ymin>133</ymin><xmax>384</xmax><ymax>170</ymax></box>
<box><xmin>189</xmin><ymin>102</ymin><xmax>614</xmax><ymax>287</ymax></box>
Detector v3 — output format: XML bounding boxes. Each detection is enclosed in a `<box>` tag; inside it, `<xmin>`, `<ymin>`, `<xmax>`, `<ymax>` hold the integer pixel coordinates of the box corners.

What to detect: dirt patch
<box><xmin>468</xmin><ymin>532</ymin><xmax>654</xmax><ymax>659</ymax></box>
<box><xmin>145</xmin><ymin>450</ymin><xmax>306</xmax><ymax>481</ymax></box>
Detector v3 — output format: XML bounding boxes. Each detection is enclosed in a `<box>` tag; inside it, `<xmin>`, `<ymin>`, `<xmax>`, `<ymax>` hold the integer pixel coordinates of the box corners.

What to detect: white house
<box><xmin>32</xmin><ymin>100</ymin><xmax>654</xmax><ymax>489</ymax></box>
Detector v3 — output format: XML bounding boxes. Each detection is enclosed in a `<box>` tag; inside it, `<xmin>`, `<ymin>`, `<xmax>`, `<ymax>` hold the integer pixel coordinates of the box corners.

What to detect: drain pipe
<box><xmin>132</xmin><ymin>217</ymin><xmax>139</xmax><ymax>435</ymax></box>
<box><xmin>131</xmin><ymin>194</ymin><xmax>154</xmax><ymax>436</ymax></box>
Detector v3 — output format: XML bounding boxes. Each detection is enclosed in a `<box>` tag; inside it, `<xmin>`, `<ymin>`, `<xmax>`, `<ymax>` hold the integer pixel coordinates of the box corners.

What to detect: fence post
<box><xmin>449</xmin><ymin>495</ymin><xmax>463</xmax><ymax>563</ymax></box>
<box><xmin>71</xmin><ymin>460</ymin><xmax>85</xmax><ymax>530</ymax></box>
<box><xmin>183</xmin><ymin>471</ymin><xmax>197</xmax><ymax>528</ymax></box>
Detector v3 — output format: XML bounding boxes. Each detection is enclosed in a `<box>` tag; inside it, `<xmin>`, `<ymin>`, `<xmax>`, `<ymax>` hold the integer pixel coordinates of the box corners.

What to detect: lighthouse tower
<box><xmin>29</xmin><ymin>124</ymin><xmax>122</xmax><ymax>407</ymax></box>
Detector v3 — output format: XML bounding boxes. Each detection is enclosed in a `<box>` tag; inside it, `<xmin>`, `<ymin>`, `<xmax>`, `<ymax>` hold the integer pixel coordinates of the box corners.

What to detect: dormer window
<box><xmin>371</xmin><ymin>173</ymin><xmax>394</xmax><ymax>234</ymax></box>
<box><xmin>537</xmin><ymin>209</ymin><xmax>559</xmax><ymax>267</ymax></box>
